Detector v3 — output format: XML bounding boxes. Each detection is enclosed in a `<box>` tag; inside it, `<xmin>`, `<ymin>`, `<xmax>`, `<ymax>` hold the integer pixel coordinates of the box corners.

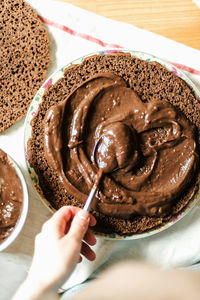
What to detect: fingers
<box><xmin>67</xmin><ymin>210</ymin><xmax>90</xmax><ymax>242</ymax></box>
<box><xmin>41</xmin><ymin>206</ymin><xmax>97</xmax><ymax>243</ymax></box>
<box><xmin>83</xmin><ymin>228</ymin><xmax>96</xmax><ymax>246</ymax></box>
<box><xmin>65</xmin><ymin>206</ymin><xmax>97</xmax><ymax>227</ymax></box>
<box><xmin>81</xmin><ymin>241</ymin><xmax>96</xmax><ymax>261</ymax></box>
<box><xmin>78</xmin><ymin>256</ymin><xmax>82</xmax><ymax>263</ymax></box>
<box><xmin>41</xmin><ymin>206</ymin><xmax>72</xmax><ymax>238</ymax></box>
<box><xmin>89</xmin><ymin>213</ymin><xmax>97</xmax><ymax>227</ymax></box>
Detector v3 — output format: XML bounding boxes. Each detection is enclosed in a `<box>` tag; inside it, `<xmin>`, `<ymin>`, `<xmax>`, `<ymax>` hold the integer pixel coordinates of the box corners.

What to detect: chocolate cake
<box><xmin>0</xmin><ymin>149</ymin><xmax>23</xmax><ymax>242</ymax></box>
<box><xmin>28</xmin><ymin>52</ymin><xmax>200</xmax><ymax>235</ymax></box>
<box><xmin>0</xmin><ymin>0</ymin><xmax>50</xmax><ymax>133</ymax></box>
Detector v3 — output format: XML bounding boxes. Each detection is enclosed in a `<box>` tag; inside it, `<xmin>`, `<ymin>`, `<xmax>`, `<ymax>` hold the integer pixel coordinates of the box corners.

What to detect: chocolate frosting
<box><xmin>43</xmin><ymin>73</ymin><xmax>198</xmax><ymax>219</ymax></box>
<box><xmin>0</xmin><ymin>149</ymin><xmax>23</xmax><ymax>241</ymax></box>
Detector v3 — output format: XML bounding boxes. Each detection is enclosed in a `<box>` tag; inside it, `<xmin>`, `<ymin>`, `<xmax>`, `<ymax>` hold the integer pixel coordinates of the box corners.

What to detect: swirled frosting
<box><xmin>0</xmin><ymin>149</ymin><xmax>23</xmax><ymax>241</ymax></box>
<box><xmin>43</xmin><ymin>73</ymin><xmax>198</xmax><ymax>219</ymax></box>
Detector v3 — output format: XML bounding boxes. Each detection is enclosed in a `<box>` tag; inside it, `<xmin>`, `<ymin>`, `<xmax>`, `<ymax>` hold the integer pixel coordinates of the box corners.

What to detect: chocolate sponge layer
<box><xmin>28</xmin><ymin>53</ymin><xmax>200</xmax><ymax>235</ymax></box>
<box><xmin>0</xmin><ymin>0</ymin><xmax>50</xmax><ymax>133</ymax></box>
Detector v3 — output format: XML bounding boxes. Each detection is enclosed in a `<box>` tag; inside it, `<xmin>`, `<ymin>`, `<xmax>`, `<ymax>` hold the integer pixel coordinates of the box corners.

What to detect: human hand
<box><xmin>26</xmin><ymin>206</ymin><xmax>96</xmax><ymax>293</ymax></box>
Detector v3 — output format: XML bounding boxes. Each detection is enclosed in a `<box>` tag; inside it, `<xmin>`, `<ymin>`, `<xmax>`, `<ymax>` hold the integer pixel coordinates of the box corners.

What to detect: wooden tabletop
<box><xmin>59</xmin><ymin>0</ymin><xmax>200</xmax><ymax>50</ymax></box>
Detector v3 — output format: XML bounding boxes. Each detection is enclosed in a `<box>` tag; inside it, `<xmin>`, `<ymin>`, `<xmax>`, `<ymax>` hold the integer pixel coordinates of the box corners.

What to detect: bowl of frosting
<box><xmin>0</xmin><ymin>149</ymin><xmax>28</xmax><ymax>251</ymax></box>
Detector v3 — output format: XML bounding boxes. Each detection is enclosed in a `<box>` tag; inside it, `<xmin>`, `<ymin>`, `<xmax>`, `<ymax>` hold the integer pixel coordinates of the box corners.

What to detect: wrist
<box><xmin>12</xmin><ymin>275</ymin><xmax>59</xmax><ymax>300</ymax></box>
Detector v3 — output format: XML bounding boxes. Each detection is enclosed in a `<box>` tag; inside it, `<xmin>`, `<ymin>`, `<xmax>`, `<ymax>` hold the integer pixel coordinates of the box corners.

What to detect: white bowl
<box><xmin>0</xmin><ymin>151</ymin><xmax>29</xmax><ymax>251</ymax></box>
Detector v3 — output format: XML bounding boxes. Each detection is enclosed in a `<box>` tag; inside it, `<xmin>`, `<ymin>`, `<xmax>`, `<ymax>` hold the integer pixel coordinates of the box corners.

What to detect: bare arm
<box><xmin>12</xmin><ymin>206</ymin><xmax>96</xmax><ymax>300</ymax></box>
<box><xmin>71</xmin><ymin>261</ymin><xmax>200</xmax><ymax>300</ymax></box>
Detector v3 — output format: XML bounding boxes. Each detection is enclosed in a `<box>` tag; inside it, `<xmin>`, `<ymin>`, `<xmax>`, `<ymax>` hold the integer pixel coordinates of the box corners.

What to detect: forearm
<box><xmin>11</xmin><ymin>207</ymin><xmax>96</xmax><ymax>300</ymax></box>
<box><xmin>12</xmin><ymin>277</ymin><xmax>59</xmax><ymax>300</ymax></box>
<box><xmin>70</xmin><ymin>261</ymin><xmax>200</xmax><ymax>300</ymax></box>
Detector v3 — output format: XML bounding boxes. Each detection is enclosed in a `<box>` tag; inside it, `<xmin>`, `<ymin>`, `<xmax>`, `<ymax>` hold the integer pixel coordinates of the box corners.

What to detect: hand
<box><xmin>26</xmin><ymin>206</ymin><xmax>96</xmax><ymax>292</ymax></box>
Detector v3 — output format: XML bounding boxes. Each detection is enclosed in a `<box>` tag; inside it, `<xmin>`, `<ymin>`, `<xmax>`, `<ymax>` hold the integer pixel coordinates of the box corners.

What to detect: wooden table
<box><xmin>59</xmin><ymin>0</ymin><xmax>200</xmax><ymax>50</ymax></box>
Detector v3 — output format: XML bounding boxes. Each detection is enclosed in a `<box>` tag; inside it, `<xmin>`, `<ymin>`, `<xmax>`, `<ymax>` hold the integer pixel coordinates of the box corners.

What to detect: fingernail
<box><xmin>77</xmin><ymin>210</ymin><xmax>89</xmax><ymax>221</ymax></box>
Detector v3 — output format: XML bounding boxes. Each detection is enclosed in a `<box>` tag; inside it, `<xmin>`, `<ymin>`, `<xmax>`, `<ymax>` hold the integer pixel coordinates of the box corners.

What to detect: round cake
<box><xmin>27</xmin><ymin>52</ymin><xmax>200</xmax><ymax>235</ymax></box>
<box><xmin>0</xmin><ymin>0</ymin><xmax>50</xmax><ymax>133</ymax></box>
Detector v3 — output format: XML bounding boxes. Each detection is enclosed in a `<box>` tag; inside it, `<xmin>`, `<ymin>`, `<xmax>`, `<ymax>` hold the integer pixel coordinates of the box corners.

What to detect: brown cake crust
<box><xmin>28</xmin><ymin>53</ymin><xmax>200</xmax><ymax>235</ymax></box>
<box><xmin>0</xmin><ymin>0</ymin><xmax>50</xmax><ymax>133</ymax></box>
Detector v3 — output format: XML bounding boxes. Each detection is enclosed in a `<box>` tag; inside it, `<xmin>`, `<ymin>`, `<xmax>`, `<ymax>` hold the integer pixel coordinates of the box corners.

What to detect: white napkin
<box><xmin>1</xmin><ymin>0</ymin><xmax>200</xmax><ymax>297</ymax></box>
<box><xmin>193</xmin><ymin>0</ymin><xmax>200</xmax><ymax>8</ymax></box>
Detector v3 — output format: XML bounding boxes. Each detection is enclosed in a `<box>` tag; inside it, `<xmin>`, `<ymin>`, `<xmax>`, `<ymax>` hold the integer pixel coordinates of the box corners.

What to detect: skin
<box><xmin>12</xmin><ymin>206</ymin><xmax>96</xmax><ymax>300</ymax></box>
<box><xmin>12</xmin><ymin>206</ymin><xmax>200</xmax><ymax>300</ymax></box>
<box><xmin>71</xmin><ymin>262</ymin><xmax>200</xmax><ymax>300</ymax></box>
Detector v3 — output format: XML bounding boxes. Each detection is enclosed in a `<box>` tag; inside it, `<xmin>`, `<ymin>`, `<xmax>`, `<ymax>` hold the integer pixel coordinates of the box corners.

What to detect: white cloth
<box><xmin>193</xmin><ymin>0</ymin><xmax>200</xmax><ymax>8</ymax></box>
<box><xmin>1</xmin><ymin>0</ymin><xmax>200</xmax><ymax>298</ymax></box>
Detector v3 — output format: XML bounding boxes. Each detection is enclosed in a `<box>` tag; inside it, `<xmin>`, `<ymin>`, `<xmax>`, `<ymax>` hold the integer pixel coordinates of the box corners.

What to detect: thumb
<box><xmin>68</xmin><ymin>210</ymin><xmax>90</xmax><ymax>241</ymax></box>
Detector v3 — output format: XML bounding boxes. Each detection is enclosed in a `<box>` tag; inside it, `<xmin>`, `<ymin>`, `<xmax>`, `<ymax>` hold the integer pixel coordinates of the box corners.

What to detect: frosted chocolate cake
<box><xmin>28</xmin><ymin>53</ymin><xmax>200</xmax><ymax>235</ymax></box>
<box><xmin>0</xmin><ymin>149</ymin><xmax>23</xmax><ymax>242</ymax></box>
<box><xmin>0</xmin><ymin>0</ymin><xmax>50</xmax><ymax>133</ymax></box>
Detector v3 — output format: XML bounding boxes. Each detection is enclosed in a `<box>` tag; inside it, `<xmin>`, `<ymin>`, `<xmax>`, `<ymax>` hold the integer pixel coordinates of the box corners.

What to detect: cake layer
<box><xmin>28</xmin><ymin>53</ymin><xmax>200</xmax><ymax>235</ymax></box>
